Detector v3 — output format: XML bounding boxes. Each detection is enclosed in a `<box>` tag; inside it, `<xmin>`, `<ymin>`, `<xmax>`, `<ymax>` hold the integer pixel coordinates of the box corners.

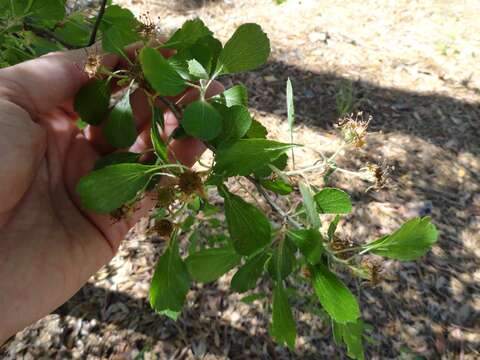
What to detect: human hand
<box><xmin>0</xmin><ymin>45</ymin><xmax>222</xmax><ymax>344</ymax></box>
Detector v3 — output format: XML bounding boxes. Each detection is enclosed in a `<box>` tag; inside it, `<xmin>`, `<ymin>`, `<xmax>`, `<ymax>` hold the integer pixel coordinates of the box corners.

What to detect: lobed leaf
<box><xmin>186</xmin><ymin>246</ymin><xmax>241</xmax><ymax>283</ymax></box>
<box><xmin>214</xmin><ymin>139</ymin><xmax>294</xmax><ymax>177</ymax></box>
<box><xmin>311</xmin><ymin>263</ymin><xmax>360</xmax><ymax>324</ymax></box>
<box><xmin>217</xmin><ymin>23</ymin><xmax>270</xmax><ymax>74</ymax></box>
<box><xmin>139</xmin><ymin>47</ymin><xmax>187</xmax><ymax>96</ymax></box>
<box><xmin>314</xmin><ymin>188</ymin><xmax>352</xmax><ymax>214</ymax></box>
<box><xmin>363</xmin><ymin>217</ymin><xmax>438</xmax><ymax>261</ymax></box>
<box><xmin>76</xmin><ymin>163</ymin><xmax>155</xmax><ymax>213</ymax></box>
<box><xmin>220</xmin><ymin>187</ymin><xmax>271</xmax><ymax>255</ymax></box>
<box><xmin>103</xmin><ymin>89</ymin><xmax>137</xmax><ymax>148</ymax></box>
<box><xmin>74</xmin><ymin>79</ymin><xmax>110</xmax><ymax>125</ymax></box>
<box><xmin>150</xmin><ymin>234</ymin><xmax>191</xmax><ymax>313</ymax></box>
<box><xmin>270</xmin><ymin>283</ymin><xmax>296</xmax><ymax>349</ymax></box>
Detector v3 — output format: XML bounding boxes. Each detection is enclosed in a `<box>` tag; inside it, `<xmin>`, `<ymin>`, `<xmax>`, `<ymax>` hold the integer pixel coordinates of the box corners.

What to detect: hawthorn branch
<box><xmin>88</xmin><ymin>0</ymin><xmax>108</xmax><ymax>46</ymax></box>
<box><xmin>158</xmin><ymin>96</ymin><xmax>182</xmax><ymax>121</ymax></box>
<box><xmin>247</xmin><ymin>176</ymin><xmax>302</xmax><ymax>229</ymax></box>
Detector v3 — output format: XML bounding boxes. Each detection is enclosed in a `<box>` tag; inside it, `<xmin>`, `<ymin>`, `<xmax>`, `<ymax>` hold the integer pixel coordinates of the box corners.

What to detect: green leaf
<box><xmin>158</xmin><ymin>309</ymin><xmax>180</xmax><ymax>321</ymax></box>
<box><xmin>270</xmin><ymin>283</ymin><xmax>296</xmax><ymax>349</ymax></box>
<box><xmin>287</xmin><ymin>229</ymin><xmax>324</xmax><ymax>265</ymax></box>
<box><xmin>150</xmin><ymin>106</ymin><xmax>168</xmax><ymax>163</ymax></box>
<box><xmin>311</xmin><ymin>263</ymin><xmax>360</xmax><ymax>324</ymax></box>
<box><xmin>241</xmin><ymin>292</ymin><xmax>266</xmax><ymax>304</ymax></box>
<box><xmin>268</xmin><ymin>237</ymin><xmax>296</xmax><ymax>280</ymax></box>
<box><xmin>299</xmin><ymin>182</ymin><xmax>321</xmax><ymax>229</ymax></box>
<box><xmin>102</xmin><ymin>25</ymin><xmax>140</xmax><ymax>58</ymax></box>
<box><xmin>74</xmin><ymin>79</ymin><xmax>111</xmax><ymax>125</ymax></box>
<box><xmin>231</xmin><ymin>252</ymin><xmax>269</xmax><ymax>293</ymax></box>
<box><xmin>253</xmin><ymin>152</ymin><xmax>288</xmax><ymax>178</ymax></box>
<box><xmin>101</xmin><ymin>5</ymin><xmax>138</xmax><ymax>30</ymax></box>
<box><xmin>332</xmin><ymin>320</ymin><xmax>365</xmax><ymax>360</ymax></box>
<box><xmin>187</xmin><ymin>59</ymin><xmax>209</xmax><ymax>79</ymax></box>
<box><xmin>328</xmin><ymin>215</ymin><xmax>341</xmax><ymax>240</ymax></box>
<box><xmin>220</xmin><ymin>187</ymin><xmax>271</xmax><ymax>255</ymax></box>
<box><xmin>103</xmin><ymin>89</ymin><xmax>137</xmax><ymax>148</ymax></box>
<box><xmin>245</xmin><ymin>119</ymin><xmax>268</xmax><ymax>139</ymax></box>
<box><xmin>17</xmin><ymin>0</ymin><xmax>66</xmax><ymax>21</ymax></box>
<box><xmin>181</xmin><ymin>100</ymin><xmax>223</xmax><ymax>141</ymax></box>
<box><xmin>217</xmin><ymin>23</ymin><xmax>270</xmax><ymax>74</ymax></box>
<box><xmin>186</xmin><ymin>246</ymin><xmax>241</xmax><ymax>283</ymax></box>
<box><xmin>214</xmin><ymin>139</ymin><xmax>294</xmax><ymax>177</ymax></box>
<box><xmin>213</xmin><ymin>85</ymin><xmax>248</xmax><ymax>107</ymax></box>
<box><xmin>163</xmin><ymin>18</ymin><xmax>212</xmax><ymax>50</ymax></box>
<box><xmin>363</xmin><ymin>217</ymin><xmax>438</xmax><ymax>261</ymax></box>
<box><xmin>215</xmin><ymin>105</ymin><xmax>252</xmax><ymax>145</ymax></box>
<box><xmin>94</xmin><ymin>152</ymin><xmax>140</xmax><ymax>170</ymax></box>
<box><xmin>54</xmin><ymin>12</ymin><xmax>91</xmax><ymax>46</ymax></box>
<box><xmin>260</xmin><ymin>178</ymin><xmax>293</xmax><ymax>195</ymax></box>
<box><xmin>149</xmin><ymin>234</ymin><xmax>190</xmax><ymax>313</ymax></box>
<box><xmin>314</xmin><ymin>188</ymin><xmax>352</xmax><ymax>214</ymax></box>
<box><xmin>139</xmin><ymin>47</ymin><xmax>187</xmax><ymax>96</ymax></box>
<box><xmin>76</xmin><ymin>164</ymin><xmax>155</xmax><ymax>213</ymax></box>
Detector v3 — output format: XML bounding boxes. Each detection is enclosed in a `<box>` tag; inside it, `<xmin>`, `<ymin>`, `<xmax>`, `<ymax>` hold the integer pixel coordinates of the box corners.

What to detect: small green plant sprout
<box><xmin>0</xmin><ymin>2</ymin><xmax>439</xmax><ymax>358</ymax></box>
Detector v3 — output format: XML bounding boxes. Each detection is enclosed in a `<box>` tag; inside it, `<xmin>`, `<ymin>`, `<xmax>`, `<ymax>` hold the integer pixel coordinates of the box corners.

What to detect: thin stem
<box><xmin>158</xmin><ymin>96</ymin><xmax>182</xmax><ymax>121</ymax></box>
<box><xmin>246</xmin><ymin>176</ymin><xmax>303</xmax><ymax>229</ymax></box>
<box><xmin>88</xmin><ymin>0</ymin><xmax>107</xmax><ymax>46</ymax></box>
<box><xmin>284</xmin><ymin>162</ymin><xmax>326</xmax><ymax>176</ymax></box>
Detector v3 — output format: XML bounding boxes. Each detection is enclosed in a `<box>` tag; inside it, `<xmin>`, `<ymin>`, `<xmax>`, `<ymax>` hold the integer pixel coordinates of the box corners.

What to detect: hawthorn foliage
<box><xmin>0</xmin><ymin>1</ymin><xmax>439</xmax><ymax>358</ymax></box>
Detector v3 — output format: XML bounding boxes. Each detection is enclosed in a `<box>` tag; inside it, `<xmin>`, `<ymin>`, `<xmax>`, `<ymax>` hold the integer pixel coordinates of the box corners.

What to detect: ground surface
<box><xmin>3</xmin><ymin>0</ymin><xmax>480</xmax><ymax>359</ymax></box>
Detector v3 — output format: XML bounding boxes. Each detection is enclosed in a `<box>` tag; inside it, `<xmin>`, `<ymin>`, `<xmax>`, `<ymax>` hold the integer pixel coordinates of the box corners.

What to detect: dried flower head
<box><xmin>362</xmin><ymin>258</ymin><xmax>383</xmax><ymax>285</ymax></box>
<box><xmin>337</xmin><ymin>112</ymin><xmax>371</xmax><ymax>148</ymax></box>
<box><xmin>137</xmin><ymin>12</ymin><xmax>159</xmax><ymax>41</ymax></box>
<box><xmin>301</xmin><ymin>266</ymin><xmax>312</xmax><ymax>278</ymax></box>
<box><xmin>153</xmin><ymin>219</ymin><xmax>174</xmax><ymax>238</ymax></box>
<box><xmin>361</xmin><ymin>162</ymin><xmax>391</xmax><ymax>190</ymax></box>
<box><xmin>156</xmin><ymin>186</ymin><xmax>176</xmax><ymax>208</ymax></box>
<box><xmin>330</xmin><ymin>235</ymin><xmax>354</xmax><ymax>259</ymax></box>
<box><xmin>178</xmin><ymin>171</ymin><xmax>204</xmax><ymax>196</ymax></box>
<box><xmin>83</xmin><ymin>48</ymin><xmax>102</xmax><ymax>78</ymax></box>
<box><xmin>110</xmin><ymin>203</ymin><xmax>137</xmax><ymax>222</ymax></box>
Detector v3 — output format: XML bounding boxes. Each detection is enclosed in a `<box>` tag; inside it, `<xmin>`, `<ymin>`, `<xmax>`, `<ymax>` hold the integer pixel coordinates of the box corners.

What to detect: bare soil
<box><xmin>2</xmin><ymin>0</ymin><xmax>479</xmax><ymax>359</ymax></box>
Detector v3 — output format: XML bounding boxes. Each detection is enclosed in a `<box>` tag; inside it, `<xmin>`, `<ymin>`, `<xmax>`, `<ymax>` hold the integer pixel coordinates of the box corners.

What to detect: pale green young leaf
<box><xmin>76</xmin><ymin>164</ymin><xmax>155</xmax><ymax>213</ymax></box>
<box><xmin>315</xmin><ymin>188</ymin><xmax>352</xmax><ymax>214</ymax></box>
<box><xmin>187</xmin><ymin>59</ymin><xmax>209</xmax><ymax>79</ymax></box>
<box><xmin>299</xmin><ymin>182</ymin><xmax>321</xmax><ymax>229</ymax></box>
<box><xmin>311</xmin><ymin>263</ymin><xmax>360</xmax><ymax>324</ymax></box>
<box><xmin>139</xmin><ymin>47</ymin><xmax>187</xmax><ymax>96</ymax></box>
<box><xmin>149</xmin><ymin>234</ymin><xmax>191</xmax><ymax>313</ymax></box>
<box><xmin>74</xmin><ymin>79</ymin><xmax>111</xmax><ymax>125</ymax></box>
<box><xmin>220</xmin><ymin>187</ymin><xmax>271</xmax><ymax>255</ymax></box>
<box><xmin>231</xmin><ymin>252</ymin><xmax>269</xmax><ymax>293</ymax></box>
<box><xmin>270</xmin><ymin>283</ymin><xmax>296</xmax><ymax>349</ymax></box>
<box><xmin>363</xmin><ymin>217</ymin><xmax>438</xmax><ymax>261</ymax></box>
<box><xmin>94</xmin><ymin>152</ymin><xmax>140</xmax><ymax>170</ymax></box>
<box><xmin>103</xmin><ymin>89</ymin><xmax>137</xmax><ymax>148</ymax></box>
<box><xmin>286</xmin><ymin>77</ymin><xmax>295</xmax><ymax>142</ymax></box>
<box><xmin>150</xmin><ymin>106</ymin><xmax>168</xmax><ymax>163</ymax></box>
<box><xmin>214</xmin><ymin>139</ymin><xmax>294</xmax><ymax>177</ymax></box>
<box><xmin>287</xmin><ymin>229</ymin><xmax>324</xmax><ymax>265</ymax></box>
<box><xmin>186</xmin><ymin>246</ymin><xmax>241</xmax><ymax>283</ymax></box>
<box><xmin>217</xmin><ymin>23</ymin><xmax>270</xmax><ymax>74</ymax></box>
<box><xmin>182</xmin><ymin>100</ymin><xmax>223</xmax><ymax>141</ymax></box>
<box><xmin>213</xmin><ymin>85</ymin><xmax>248</xmax><ymax>107</ymax></box>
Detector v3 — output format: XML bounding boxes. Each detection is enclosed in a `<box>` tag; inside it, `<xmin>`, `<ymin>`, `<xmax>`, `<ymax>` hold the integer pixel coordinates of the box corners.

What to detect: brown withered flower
<box><xmin>362</xmin><ymin>258</ymin><xmax>383</xmax><ymax>285</ymax></box>
<box><xmin>330</xmin><ymin>235</ymin><xmax>355</xmax><ymax>259</ymax></box>
<box><xmin>156</xmin><ymin>186</ymin><xmax>176</xmax><ymax>208</ymax></box>
<box><xmin>137</xmin><ymin>12</ymin><xmax>159</xmax><ymax>41</ymax></box>
<box><xmin>337</xmin><ymin>112</ymin><xmax>371</xmax><ymax>148</ymax></box>
<box><xmin>178</xmin><ymin>171</ymin><xmax>204</xmax><ymax>196</ymax></box>
<box><xmin>153</xmin><ymin>219</ymin><xmax>174</xmax><ymax>238</ymax></box>
<box><xmin>362</xmin><ymin>162</ymin><xmax>390</xmax><ymax>190</ymax></box>
<box><xmin>83</xmin><ymin>48</ymin><xmax>102</xmax><ymax>78</ymax></box>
